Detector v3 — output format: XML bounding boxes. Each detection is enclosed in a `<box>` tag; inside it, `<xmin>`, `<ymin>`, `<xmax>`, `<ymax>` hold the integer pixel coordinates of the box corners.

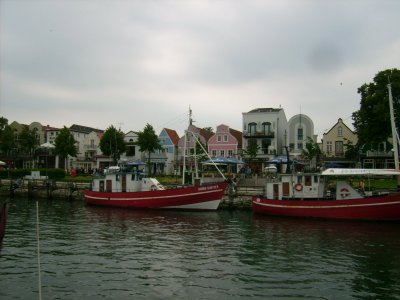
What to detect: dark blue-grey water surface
<box><xmin>1</xmin><ymin>197</ymin><xmax>400</xmax><ymax>299</ymax></box>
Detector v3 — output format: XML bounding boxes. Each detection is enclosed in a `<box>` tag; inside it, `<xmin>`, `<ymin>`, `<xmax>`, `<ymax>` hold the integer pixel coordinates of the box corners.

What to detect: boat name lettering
<box><xmin>198</xmin><ymin>185</ymin><xmax>218</xmax><ymax>191</ymax></box>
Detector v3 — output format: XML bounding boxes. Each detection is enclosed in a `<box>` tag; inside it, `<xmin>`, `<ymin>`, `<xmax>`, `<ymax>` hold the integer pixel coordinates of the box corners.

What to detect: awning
<box><xmin>202</xmin><ymin>156</ymin><xmax>245</xmax><ymax>165</ymax></box>
<box><xmin>127</xmin><ymin>160</ymin><xmax>146</xmax><ymax>166</ymax></box>
<box><xmin>267</xmin><ymin>156</ymin><xmax>302</xmax><ymax>164</ymax></box>
<box><xmin>40</xmin><ymin>142</ymin><xmax>55</xmax><ymax>149</ymax></box>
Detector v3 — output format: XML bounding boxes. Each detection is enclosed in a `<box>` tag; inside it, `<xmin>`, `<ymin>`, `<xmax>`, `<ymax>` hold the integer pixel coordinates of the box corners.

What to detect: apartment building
<box><xmin>242</xmin><ymin>108</ymin><xmax>288</xmax><ymax>173</ymax></box>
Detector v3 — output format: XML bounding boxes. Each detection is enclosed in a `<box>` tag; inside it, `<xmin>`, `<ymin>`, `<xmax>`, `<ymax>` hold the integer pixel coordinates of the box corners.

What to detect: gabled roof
<box><xmin>43</xmin><ymin>125</ymin><xmax>61</xmax><ymax>131</ymax></box>
<box><xmin>199</xmin><ymin>128</ymin><xmax>214</xmax><ymax>142</ymax></box>
<box><xmin>323</xmin><ymin>118</ymin><xmax>354</xmax><ymax>136</ymax></box>
<box><xmin>70</xmin><ymin>124</ymin><xmax>104</xmax><ymax>134</ymax></box>
<box><xmin>164</xmin><ymin>128</ymin><xmax>180</xmax><ymax>145</ymax></box>
<box><xmin>229</xmin><ymin>128</ymin><xmax>243</xmax><ymax>149</ymax></box>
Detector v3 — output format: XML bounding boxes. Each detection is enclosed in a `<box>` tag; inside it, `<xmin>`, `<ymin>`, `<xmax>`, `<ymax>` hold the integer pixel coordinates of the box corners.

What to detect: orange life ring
<box><xmin>294</xmin><ymin>183</ymin><xmax>303</xmax><ymax>191</ymax></box>
<box><xmin>340</xmin><ymin>188</ymin><xmax>350</xmax><ymax>198</ymax></box>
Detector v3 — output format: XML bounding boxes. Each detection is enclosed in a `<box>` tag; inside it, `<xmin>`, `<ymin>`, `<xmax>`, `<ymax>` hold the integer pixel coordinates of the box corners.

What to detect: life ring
<box><xmin>294</xmin><ymin>183</ymin><xmax>303</xmax><ymax>191</ymax></box>
<box><xmin>340</xmin><ymin>188</ymin><xmax>350</xmax><ymax>198</ymax></box>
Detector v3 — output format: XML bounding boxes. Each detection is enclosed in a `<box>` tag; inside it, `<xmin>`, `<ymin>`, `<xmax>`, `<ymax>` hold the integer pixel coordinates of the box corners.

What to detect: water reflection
<box><xmin>0</xmin><ymin>198</ymin><xmax>399</xmax><ymax>299</ymax></box>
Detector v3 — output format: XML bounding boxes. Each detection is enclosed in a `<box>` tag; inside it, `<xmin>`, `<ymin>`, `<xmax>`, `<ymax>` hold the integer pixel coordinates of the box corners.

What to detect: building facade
<box><xmin>288</xmin><ymin>114</ymin><xmax>317</xmax><ymax>157</ymax></box>
<box><xmin>242</xmin><ymin>108</ymin><xmax>288</xmax><ymax>173</ymax></box>
<box><xmin>208</xmin><ymin>124</ymin><xmax>242</xmax><ymax>158</ymax></box>
<box><xmin>158</xmin><ymin>128</ymin><xmax>180</xmax><ymax>175</ymax></box>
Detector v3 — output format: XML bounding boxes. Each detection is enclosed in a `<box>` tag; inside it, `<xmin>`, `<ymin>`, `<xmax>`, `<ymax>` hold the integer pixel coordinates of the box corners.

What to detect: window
<box><xmin>305</xmin><ymin>176</ymin><xmax>312</xmax><ymax>186</ymax></box>
<box><xmin>262</xmin><ymin>122</ymin><xmax>271</xmax><ymax>135</ymax></box>
<box><xmin>335</xmin><ymin>141</ymin><xmax>344</xmax><ymax>156</ymax></box>
<box><xmin>338</xmin><ymin>126</ymin><xmax>343</xmax><ymax>137</ymax></box>
<box><xmin>212</xmin><ymin>150</ymin><xmax>217</xmax><ymax>157</ymax></box>
<box><xmin>297</xmin><ymin>127</ymin><xmax>303</xmax><ymax>141</ymax></box>
<box><xmin>261</xmin><ymin>139</ymin><xmax>271</xmax><ymax>154</ymax></box>
<box><xmin>248</xmin><ymin>123</ymin><xmax>257</xmax><ymax>135</ymax></box>
<box><xmin>327</xmin><ymin>141</ymin><xmax>332</xmax><ymax>154</ymax></box>
<box><xmin>220</xmin><ymin>150</ymin><xmax>225</xmax><ymax>157</ymax></box>
<box><xmin>223</xmin><ymin>135</ymin><xmax>228</xmax><ymax>142</ymax></box>
<box><xmin>228</xmin><ymin>150</ymin><xmax>233</xmax><ymax>157</ymax></box>
<box><xmin>297</xmin><ymin>142</ymin><xmax>303</xmax><ymax>150</ymax></box>
<box><xmin>217</xmin><ymin>135</ymin><xmax>222</xmax><ymax>142</ymax></box>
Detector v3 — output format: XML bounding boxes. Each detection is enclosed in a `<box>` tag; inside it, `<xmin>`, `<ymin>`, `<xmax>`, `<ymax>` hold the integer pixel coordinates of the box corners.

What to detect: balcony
<box><xmin>84</xmin><ymin>144</ymin><xmax>98</xmax><ymax>150</ymax></box>
<box><xmin>243</xmin><ymin>130</ymin><xmax>275</xmax><ymax>138</ymax></box>
<box><xmin>366</xmin><ymin>150</ymin><xmax>393</xmax><ymax>157</ymax></box>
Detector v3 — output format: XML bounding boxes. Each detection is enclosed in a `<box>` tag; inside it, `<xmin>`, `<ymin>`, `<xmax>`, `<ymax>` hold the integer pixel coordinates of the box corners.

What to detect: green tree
<box><xmin>0</xmin><ymin>117</ymin><xmax>8</xmax><ymax>132</ymax></box>
<box><xmin>352</xmin><ymin>68</ymin><xmax>400</xmax><ymax>149</ymax></box>
<box><xmin>243</xmin><ymin>139</ymin><xmax>259</xmax><ymax>161</ymax></box>
<box><xmin>344</xmin><ymin>140</ymin><xmax>360</xmax><ymax>161</ymax></box>
<box><xmin>19</xmin><ymin>125</ymin><xmax>39</xmax><ymax>156</ymax></box>
<box><xmin>201</xmin><ymin>127</ymin><xmax>214</xmax><ymax>134</ymax></box>
<box><xmin>137</xmin><ymin>123</ymin><xmax>162</xmax><ymax>176</ymax></box>
<box><xmin>99</xmin><ymin>125</ymin><xmax>126</xmax><ymax>165</ymax></box>
<box><xmin>54</xmin><ymin>126</ymin><xmax>78</xmax><ymax>170</ymax></box>
<box><xmin>0</xmin><ymin>125</ymin><xmax>16</xmax><ymax>157</ymax></box>
<box><xmin>302</xmin><ymin>137</ymin><xmax>322</xmax><ymax>168</ymax></box>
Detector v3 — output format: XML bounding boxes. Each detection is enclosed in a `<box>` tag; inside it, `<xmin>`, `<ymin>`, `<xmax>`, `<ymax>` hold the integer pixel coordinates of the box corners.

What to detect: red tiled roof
<box><xmin>164</xmin><ymin>128</ymin><xmax>180</xmax><ymax>145</ymax></box>
<box><xmin>229</xmin><ymin>127</ymin><xmax>243</xmax><ymax>149</ymax></box>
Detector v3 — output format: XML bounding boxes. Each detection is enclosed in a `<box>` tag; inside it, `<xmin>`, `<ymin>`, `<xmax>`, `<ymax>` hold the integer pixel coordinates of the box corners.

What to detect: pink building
<box><xmin>208</xmin><ymin>124</ymin><xmax>242</xmax><ymax>159</ymax></box>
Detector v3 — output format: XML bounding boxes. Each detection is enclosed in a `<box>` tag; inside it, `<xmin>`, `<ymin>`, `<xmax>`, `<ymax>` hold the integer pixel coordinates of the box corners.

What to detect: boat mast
<box><xmin>388</xmin><ymin>83</ymin><xmax>399</xmax><ymax>170</ymax></box>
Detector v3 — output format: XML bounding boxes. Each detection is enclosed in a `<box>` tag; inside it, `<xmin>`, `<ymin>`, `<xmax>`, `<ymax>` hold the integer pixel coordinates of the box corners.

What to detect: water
<box><xmin>1</xmin><ymin>197</ymin><xmax>400</xmax><ymax>300</ymax></box>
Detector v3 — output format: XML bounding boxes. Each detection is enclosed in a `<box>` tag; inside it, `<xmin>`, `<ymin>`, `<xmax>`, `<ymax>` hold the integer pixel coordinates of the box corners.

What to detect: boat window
<box><xmin>116</xmin><ymin>175</ymin><xmax>120</xmax><ymax>181</ymax></box>
<box><xmin>304</xmin><ymin>176</ymin><xmax>311</xmax><ymax>186</ymax></box>
<box><xmin>297</xmin><ymin>176</ymin><xmax>302</xmax><ymax>184</ymax></box>
<box><xmin>313</xmin><ymin>175</ymin><xmax>319</xmax><ymax>183</ymax></box>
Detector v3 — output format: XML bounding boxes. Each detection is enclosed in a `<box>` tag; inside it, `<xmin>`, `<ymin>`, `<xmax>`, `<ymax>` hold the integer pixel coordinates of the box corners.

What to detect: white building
<box><xmin>242</xmin><ymin>108</ymin><xmax>288</xmax><ymax>173</ymax></box>
<box><xmin>288</xmin><ymin>114</ymin><xmax>317</xmax><ymax>157</ymax></box>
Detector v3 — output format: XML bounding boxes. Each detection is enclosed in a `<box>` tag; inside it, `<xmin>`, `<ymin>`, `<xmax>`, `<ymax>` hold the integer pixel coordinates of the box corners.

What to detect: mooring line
<box><xmin>36</xmin><ymin>201</ymin><xmax>42</xmax><ymax>300</ymax></box>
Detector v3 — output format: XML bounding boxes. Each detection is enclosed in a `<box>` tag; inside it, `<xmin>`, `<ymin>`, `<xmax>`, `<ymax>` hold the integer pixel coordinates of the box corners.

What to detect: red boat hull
<box><xmin>252</xmin><ymin>195</ymin><xmax>400</xmax><ymax>221</ymax></box>
<box><xmin>0</xmin><ymin>202</ymin><xmax>8</xmax><ymax>243</ymax></box>
<box><xmin>84</xmin><ymin>182</ymin><xmax>228</xmax><ymax>210</ymax></box>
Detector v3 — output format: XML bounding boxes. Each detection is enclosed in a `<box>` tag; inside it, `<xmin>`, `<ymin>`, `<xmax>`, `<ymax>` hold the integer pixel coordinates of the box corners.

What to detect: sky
<box><xmin>1</xmin><ymin>0</ymin><xmax>399</xmax><ymax>140</ymax></box>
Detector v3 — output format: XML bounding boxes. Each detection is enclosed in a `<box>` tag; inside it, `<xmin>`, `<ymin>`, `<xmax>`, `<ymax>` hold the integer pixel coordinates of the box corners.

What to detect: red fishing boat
<box><xmin>84</xmin><ymin>167</ymin><xmax>228</xmax><ymax>210</ymax></box>
<box><xmin>252</xmin><ymin>168</ymin><xmax>400</xmax><ymax>221</ymax></box>
<box><xmin>85</xmin><ymin>108</ymin><xmax>229</xmax><ymax>210</ymax></box>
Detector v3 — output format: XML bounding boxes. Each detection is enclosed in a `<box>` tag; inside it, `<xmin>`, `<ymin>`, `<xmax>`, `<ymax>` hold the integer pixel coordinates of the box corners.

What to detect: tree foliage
<box><xmin>137</xmin><ymin>123</ymin><xmax>162</xmax><ymax>176</ymax></box>
<box><xmin>54</xmin><ymin>127</ymin><xmax>78</xmax><ymax>158</ymax></box>
<box><xmin>243</xmin><ymin>139</ymin><xmax>259</xmax><ymax>160</ymax></box>
<box><xmin>0</xmin><ymin>125</ymin><xmax>15</xmax><ymax>156</ymax></box>
<box><xmin>352</xmin><ymin>68</ymin><xmax>400</xmax><ymax>148</ymax></box>
<box><xmin>19</xmin><ymin>125</ymin><xmax>39</xmax><ymax>157</ymax></box>
<box><xmin>302</xmin><ymin>137</ymin><xmax>322</xmax><ymax>167</ymax></box>
<box><xmin>0</xmin><ymin>117</ymin><xmax>8</xmax><ymax>132</ymax></box>
<box><xmin>99</xmin><ymin>125</ymin><xmax>126</xmax><ymax>165</ymax></box>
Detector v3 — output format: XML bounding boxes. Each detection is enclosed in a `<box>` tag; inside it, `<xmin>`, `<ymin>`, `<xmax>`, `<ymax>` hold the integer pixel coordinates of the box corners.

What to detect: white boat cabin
<box><xmin>263</xmin><ymin>173</ymin><xmax>364</xmax><ymax>200</ymax></box>
<box><xmin>92</xmin><ymin>167</ymin><xmax>165</xmax><ymax>193</ymax></box>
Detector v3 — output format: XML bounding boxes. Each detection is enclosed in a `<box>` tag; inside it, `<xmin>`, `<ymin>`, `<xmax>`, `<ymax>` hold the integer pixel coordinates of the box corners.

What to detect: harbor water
<box><xmin>1</xmin><ymin>197</ymin><xmax>400</xmax><ymax>300</ymax></box>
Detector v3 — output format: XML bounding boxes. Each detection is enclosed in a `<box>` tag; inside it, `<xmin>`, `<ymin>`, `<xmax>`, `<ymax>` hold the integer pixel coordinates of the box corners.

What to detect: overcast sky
<box><xmin>1</xmin><ymin>0</ymin><xmax>399</xmax><ymax>140</ymax></box>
